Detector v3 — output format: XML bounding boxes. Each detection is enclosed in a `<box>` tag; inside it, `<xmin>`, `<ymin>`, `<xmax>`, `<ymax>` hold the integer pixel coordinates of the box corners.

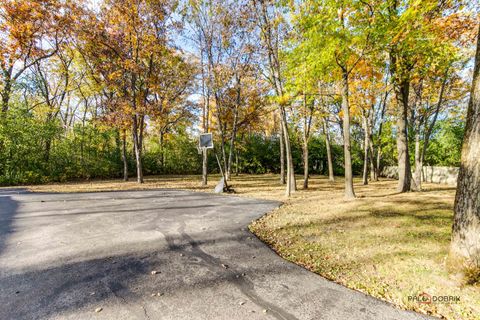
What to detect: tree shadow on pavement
<box><xmin>0</xmin><ymin>192</ymin><xmax>21</xmax><ymax>256</ymax></box>
<box><xmin>0</xmin><ymin>242</ymin><xmax>295</xmax><ymax>320</ymax></box>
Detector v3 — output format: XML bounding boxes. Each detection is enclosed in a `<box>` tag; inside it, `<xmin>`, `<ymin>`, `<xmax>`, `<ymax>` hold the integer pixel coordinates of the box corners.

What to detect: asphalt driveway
<box><xmin>0</xmin><ymin>189</ymin><xmax>431</xmax><ymax>320</ymax></box>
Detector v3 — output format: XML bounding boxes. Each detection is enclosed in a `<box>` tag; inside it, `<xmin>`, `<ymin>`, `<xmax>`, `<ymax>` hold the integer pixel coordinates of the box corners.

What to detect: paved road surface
<box><xmin>0</xmin><ymin>189</ymin><xmax>431</xmax><ymax>320</ymax></box>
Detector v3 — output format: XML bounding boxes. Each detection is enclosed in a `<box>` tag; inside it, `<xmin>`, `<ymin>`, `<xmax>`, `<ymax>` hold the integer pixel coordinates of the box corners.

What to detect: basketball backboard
<box><xmin>199</xmin><ymin>133</ymin><xmax>214</xmax><ymax>149</ymax></box>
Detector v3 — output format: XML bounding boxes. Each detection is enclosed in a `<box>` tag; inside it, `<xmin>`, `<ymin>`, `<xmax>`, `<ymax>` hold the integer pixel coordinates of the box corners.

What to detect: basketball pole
<box><xmin>215</xmin><ymin>151</ymin><xmax>228</xmax><ymax>190</ymax></box>
<box><xmin>199</xmin><ymin>133</ymin><xmax>213</xmax><ymax>187</ymax></box>
<box><xmin>202</xmin><ymin>146</ymin><xmax>208</xmax><ymax>186</ymax></box>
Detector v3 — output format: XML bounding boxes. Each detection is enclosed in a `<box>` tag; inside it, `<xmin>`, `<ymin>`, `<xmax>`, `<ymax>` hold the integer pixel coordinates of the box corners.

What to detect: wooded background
<box><xmin>0</xmin><ymin>0</ymin><xmax>476</xmax><ymax>189</ymax></box>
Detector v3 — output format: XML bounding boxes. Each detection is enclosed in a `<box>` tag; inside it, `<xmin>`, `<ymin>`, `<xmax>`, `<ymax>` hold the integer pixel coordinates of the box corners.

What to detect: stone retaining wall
<box><xmin>380</xmin><ymin>166</ymin><xmax>459</xmax><ymax>185</ymax></box>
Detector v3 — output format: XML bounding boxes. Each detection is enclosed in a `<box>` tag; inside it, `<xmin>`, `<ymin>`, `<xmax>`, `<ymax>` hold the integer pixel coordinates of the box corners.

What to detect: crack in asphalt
<box><xmin>101</xmin><ymin>273</ymin><xmax>151</xmax><ymax>320</ymax></box>
<box><xmin>141</xmin><ymin>304</ymin><xmax>151</xmax><ymax>320</ymax></box>
<box><xmin>159</xmin><ymin>220</ymin><xmax>299</xmax><ymax>320</ymax></box>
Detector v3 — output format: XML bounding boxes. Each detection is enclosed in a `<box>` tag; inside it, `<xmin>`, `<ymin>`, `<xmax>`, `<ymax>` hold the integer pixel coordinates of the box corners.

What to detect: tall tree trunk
<box><xmin>227</xmin><ymin>81</ymin><xmax>240</xmax><ymax>181</ymax></box>
<box><xmin>140</xmin><ymin>116</ymin><xmax>145</xmax><ymax>176</ymax></box>
<box><xmin>159</xmin><ymin>130</ymin><xmax>165</xmax><ymax>171</ymax></box>
<box><xmin>122</xmin><ymin>129</ymin><xmax>128</xmax><ymax>181</ymax></box>
<box><xmin>341</xmin><ymin>70</ymin><xmax>355</xmax><ymax>199</ymax></box>
<box><xmin>44</xmin><ymin>140</ymin><xmax>51</xmax><ymax>163</ymax></box>
<box><xmin>213</xmin><ymin>94</ymin><xmax>228</xmax><ymax>181</ymax></box>
<box><xmin>226</xmin><ymin>122</ymin><xmax>237</xmax><ymax>181</ymax></box>
<box><xmin>279</xmin><ymin>123</ymin><xmax>286</xmax><ymax>184</ymax></box>
<box><xmin>220</xmin><ymin>134</ymin><xmax>228</xmax><ymax>180</ymax></box>
<box><xmin>303</xmin><ymin>138</ymin><xmax>309</xmax><ymax>189</ymax></box>
<box><xmin>413</xmin><ymin>118</ymin><xmax>422</xmax><ymax>190</ymax></box>
<box><xmin>289</xmin><ymin>137</ymin><xmax>297</xmax><ymax>193</ymax></box>
<box><xmin>132</xmin><ymin>114</ymin><xmax>144</xmax><ymax>184</ymax></box>
<box><xmin>367</xmin><ymin>111</ymin><xmax>376</xmax><ymax>181</ymax></box>
<box><xmin>390</xmin><ymin>44</ymin><xmax>413</xmax><ymax>192</ymax></box>
<box><xmin>450</xmin><ymin>26</ymin><xmax>480</xmax><ymax>272</ymax></box>
<box><xmin>369</xmin><ymin>145</ymin><xmax>376</xmax><ymax>181</ymax></box>
<box><xmin>215</xmin><ymin>122</ymin><xmax>228</xmax><ymax>178</ymax></box>
<box><xmin>376</xmin><ymin>149</ymin><xmax>382</xmax><ymax>181</ymax></box>
<box><xmin>279</xmin><ymin>105</ymin><xmax>295</xmax><ymax>196</ymax></box>
<box><xmin>375</xmin><ymin>92</ymin><xmax>388</xmax><ymax>180</ymax></box>
<box><xmin>257</xmin><ymin>0</ymin><xmax>294</xmax><ymax>195</ymax></box>
<box><xmin>323</xmin><ymin>120</ymin><xmax>334</xmax><ymax>182</ymax></box>
<box><xmin>115</xmin><ymin>129</ymin><xmax>121</xmax><ymax>170</ymax></box>
<box><xmin>202</xmin><ymin>96</ymin><xmax>209</xmax><ymax>186</ymax></box>
<box><xmin>1</xmin><ymin>69</ymin><xmax>12</xmax><ymax>115</ymax></box>
<box><xmin>302</xmin><ymin>93</ymin><xmax>311</xmax><ymax>190</ymax></box>
<box><xmin>235</xmin><ymin>149</ymin><xmax>239</xmax><ymax>176</ymax></box>
<box><xmin>362</xmin><ymin>113</ymin><xmax>369</xmax><ymax>185</ymax></box>
<box><xmin>201</xmin><ymin>50</ymin><xmax>210</xmax><ymax>187</ymax></box>
<box><xmin>396</xmin><ymin>80</ymin><xmax>412</xmax><ymax>192</ymax></box>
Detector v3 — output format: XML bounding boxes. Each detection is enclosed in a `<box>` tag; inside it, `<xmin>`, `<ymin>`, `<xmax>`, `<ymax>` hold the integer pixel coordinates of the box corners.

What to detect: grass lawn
<box><xmin>20</xmin><ymin>174</ymin><xmax>480</xmax><ymax>319</ymax></box>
